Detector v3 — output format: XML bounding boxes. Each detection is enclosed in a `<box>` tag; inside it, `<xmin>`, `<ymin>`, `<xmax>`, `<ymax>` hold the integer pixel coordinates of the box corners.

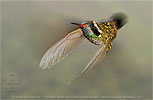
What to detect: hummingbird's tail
<box><xmin>110</xmin><ymin>12</ymin><xmax>128</xmax><ymax>29</ymax></box>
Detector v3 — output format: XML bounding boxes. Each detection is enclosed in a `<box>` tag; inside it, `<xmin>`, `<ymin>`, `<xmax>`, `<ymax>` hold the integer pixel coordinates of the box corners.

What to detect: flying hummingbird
<box><xmin>39</xmin><ymin>12</ymin><xmax>128</xmax><ymax>84</ymax></box>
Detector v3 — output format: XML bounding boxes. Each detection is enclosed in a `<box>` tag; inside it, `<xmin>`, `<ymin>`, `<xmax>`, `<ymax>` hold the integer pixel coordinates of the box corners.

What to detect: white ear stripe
<box><xmin>93</xmin><ymin>21</ymin><xmax>102</xmax><ymax>33</ymax></box>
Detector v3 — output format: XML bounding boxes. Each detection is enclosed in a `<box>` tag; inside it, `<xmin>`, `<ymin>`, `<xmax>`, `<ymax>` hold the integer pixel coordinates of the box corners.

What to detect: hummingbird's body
<box><xmin>40</xmin><ymin>13</ymin><xmax>128</xmax><ymax>84</ymax></box>
<box><xmin>80</xmin><ymin>20</ymin><xmax>117</xmax><ymax>51</ymax></box>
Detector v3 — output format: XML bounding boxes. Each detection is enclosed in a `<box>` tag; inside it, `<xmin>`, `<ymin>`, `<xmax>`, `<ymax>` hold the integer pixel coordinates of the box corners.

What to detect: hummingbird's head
<box><xmin>71</xmin><ymin>22</ymin><xmax>88</xmax><ymax>29</ymax></box>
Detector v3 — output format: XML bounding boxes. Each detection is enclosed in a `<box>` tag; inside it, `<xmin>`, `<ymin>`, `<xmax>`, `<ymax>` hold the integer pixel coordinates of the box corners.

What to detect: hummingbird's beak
<box><xmin>71</xmin><ymin>22</ymin><xmax>86</xmax><ymax>27</ymax></box>
<box><xmin>71</xmin><ymin>22</ymin><xmax>80</xmax><ymax>26</ymax></box>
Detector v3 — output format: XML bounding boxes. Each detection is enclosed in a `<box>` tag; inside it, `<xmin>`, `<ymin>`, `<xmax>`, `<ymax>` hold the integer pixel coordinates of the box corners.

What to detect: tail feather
<box><xmin>110</xmin><ymin>12</ymin><xmax>128</xmax><ymax>29</ymax></box>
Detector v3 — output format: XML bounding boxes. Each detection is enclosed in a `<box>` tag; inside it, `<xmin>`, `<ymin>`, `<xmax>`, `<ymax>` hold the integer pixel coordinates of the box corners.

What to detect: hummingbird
<box><xmin>39</xmin><ymin>12</ymin><xmax>128</xmax><ymax>84</ymax></box>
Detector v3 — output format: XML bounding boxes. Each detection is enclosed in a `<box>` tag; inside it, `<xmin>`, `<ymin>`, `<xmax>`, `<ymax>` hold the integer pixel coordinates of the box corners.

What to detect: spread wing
<box><xmin>68</xmin><ymin>44</ymin><xmax>107</xmax><ymax>85</ymax></box>
<box><xmin>40</xmin><ymin>29</ymin><xmax>84</xmax><ymax>69</ymax></box>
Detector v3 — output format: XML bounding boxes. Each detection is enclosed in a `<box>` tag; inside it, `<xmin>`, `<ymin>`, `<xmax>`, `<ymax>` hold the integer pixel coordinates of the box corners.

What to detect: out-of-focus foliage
<box><xmin>1</xmin><ymin>1</ymin><xmax>152</xmax><ymax>99</ymax></box>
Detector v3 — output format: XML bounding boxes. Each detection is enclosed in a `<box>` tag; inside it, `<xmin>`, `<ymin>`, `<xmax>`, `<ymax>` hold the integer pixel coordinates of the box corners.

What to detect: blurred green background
<box><xmin>1</xmin><ymin>1</ymin><xmax>152</xmax><ymax>99</ymax></box>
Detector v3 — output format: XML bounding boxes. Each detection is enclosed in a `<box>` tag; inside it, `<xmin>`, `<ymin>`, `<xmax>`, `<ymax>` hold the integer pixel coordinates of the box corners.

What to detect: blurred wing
<box><xmin>68</xmin><ymin>44</ymin><xmax>107</xmax><ymax>85</ymax></box>
<box><xmin>40</xmin><ymin>29</ymin><xmax>84</xmax><ymax>69</ymax></box>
